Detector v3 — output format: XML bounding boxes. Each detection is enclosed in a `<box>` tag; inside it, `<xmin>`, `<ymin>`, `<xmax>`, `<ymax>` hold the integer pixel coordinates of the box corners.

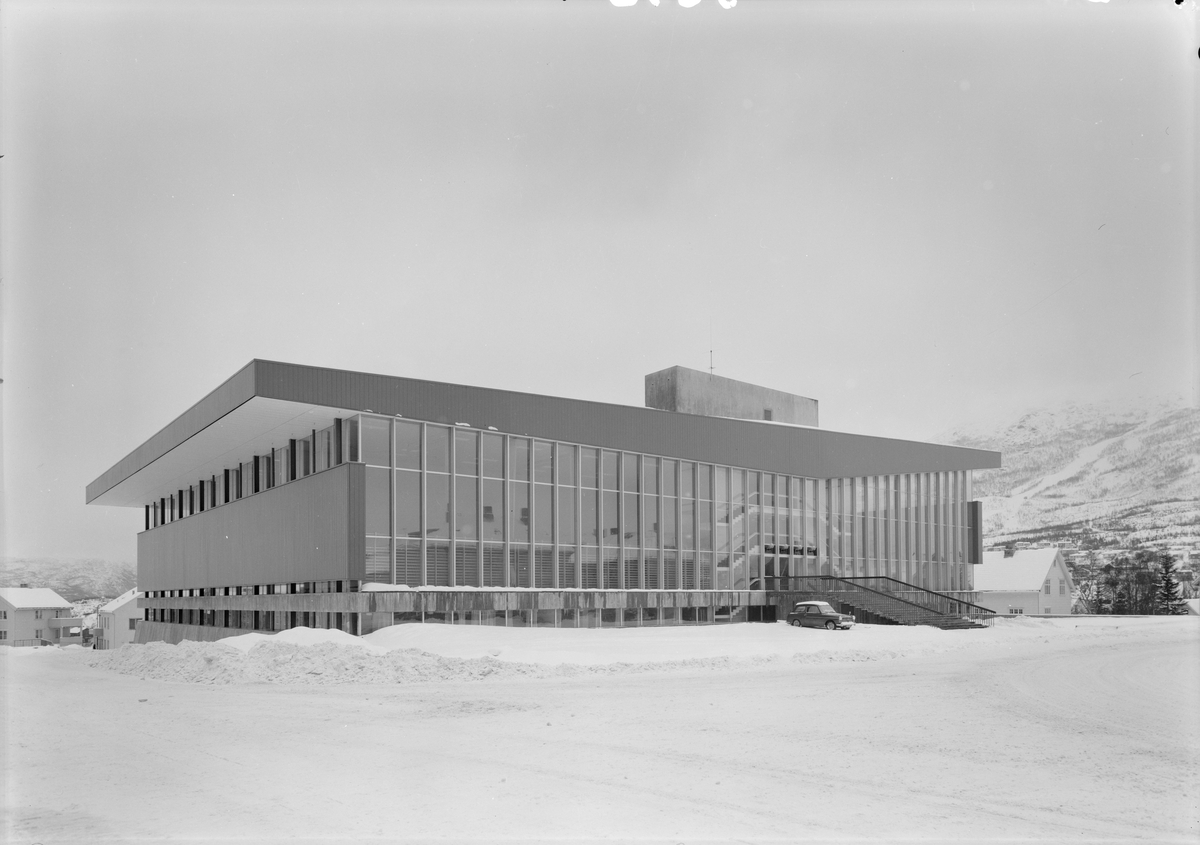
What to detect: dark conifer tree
<box><xmin>1156</xmin><ymin>554</ymin><xmax>1187</xmax><ymax>616</ymax></box>
<box><xmin>1112</xmin><ymin>586</ymin><xmax>1129</xmax><ymax>615</ymax></box>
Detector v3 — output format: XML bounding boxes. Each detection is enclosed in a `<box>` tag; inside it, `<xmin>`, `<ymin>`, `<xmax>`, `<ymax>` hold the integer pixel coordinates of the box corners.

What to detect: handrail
<box><xmin>837</xmin><ymin>576</ymin><xmax>998</xmax><ymax>616</ymax></box>
<box><xmin>780</xmin><ymin>577</ymin><xmax>957</xmax><ymax>618</ymax></box>
<box><xmin>774</xmin><ymin>575</ymin><xmax>996</xmax><ymax>624</ymax></box>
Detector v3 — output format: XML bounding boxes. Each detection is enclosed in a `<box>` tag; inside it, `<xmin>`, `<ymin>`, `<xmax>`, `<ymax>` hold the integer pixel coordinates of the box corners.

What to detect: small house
<box><xmin>95</xmin><ymin>589</ymin><xmax>141</xmax><ymax>650</ymax></box>
<box><xmin>976</xmin><ymin>549</ymin><xmax>1074</xmax><ymax>616</ymax></box>
<box><xmin>0</xmin><ymin>587</ymin><xmax>84</xmax><ymax>646</ymax></box>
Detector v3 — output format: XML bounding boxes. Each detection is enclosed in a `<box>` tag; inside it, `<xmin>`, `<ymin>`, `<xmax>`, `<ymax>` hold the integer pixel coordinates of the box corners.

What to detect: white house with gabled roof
<box><xmin>976</xmin><ymin>549</ymin><xmax>1074</xmax><ymax>616</ymax></box>
<box><xmin>0</xmin><ymin>587</ymin><xmax>84</xmax><ymax>646</ymax></box>
<box><xmin>95</xmin><ymin>589</ymin><xmax>141</xmax><ymax>650</ymax></box>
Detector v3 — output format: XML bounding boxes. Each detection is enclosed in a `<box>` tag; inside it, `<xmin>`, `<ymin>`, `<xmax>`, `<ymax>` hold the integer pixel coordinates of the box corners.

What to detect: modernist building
<box><xmin>86</xmin><ymin>361</ymin><xmax>1000</xmax><ymax>643</ymax></box>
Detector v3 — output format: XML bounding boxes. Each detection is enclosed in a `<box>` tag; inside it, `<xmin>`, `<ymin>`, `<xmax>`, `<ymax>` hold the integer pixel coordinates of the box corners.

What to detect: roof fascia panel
<box><xmin>85</xmin><ymin>361</ymin><xmax>258</xmax><ymax>503</ymax></box>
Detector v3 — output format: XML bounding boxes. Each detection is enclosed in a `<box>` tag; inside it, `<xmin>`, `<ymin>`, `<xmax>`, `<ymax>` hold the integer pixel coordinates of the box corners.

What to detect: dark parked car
<box><xmin>786</xmin><ymin>601</ymin><xmax>855</xmax><ymax>630</ymax></box>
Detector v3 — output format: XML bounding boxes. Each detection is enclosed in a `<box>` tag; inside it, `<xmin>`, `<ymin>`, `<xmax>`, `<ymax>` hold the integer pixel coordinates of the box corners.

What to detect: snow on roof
<box><xmin>99</xmin><ymin>588</ymin><xmax>139</xmax><ymax>614</ymax></box>
<box><xmin>0</xmin><ymin>587</ymin><xmax>74</xmax><ymax>609</ymax></box>
<box><xmin>975</xmin><ymin>549</ymin><xmax>1064</xmax><ymax>592</ymax></box>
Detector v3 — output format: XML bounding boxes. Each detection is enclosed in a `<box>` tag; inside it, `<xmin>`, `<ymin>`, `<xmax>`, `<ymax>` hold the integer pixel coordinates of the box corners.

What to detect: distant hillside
<box><xmin>939</xmin><ymin>398</ymin><xmax>1200</xmax><ymax>551</ymax></box>
<box><xmin>0</xmin><ymin>558</ymin><xmax>136</xmax><ymax>602</ymax></box>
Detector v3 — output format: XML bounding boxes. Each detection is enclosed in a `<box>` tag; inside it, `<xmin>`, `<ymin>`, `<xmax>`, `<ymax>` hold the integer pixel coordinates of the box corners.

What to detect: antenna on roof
<box><xmin>709</xmin><ymin>320</ymin><xmax>714</xmax><ymax>375</ymax></box>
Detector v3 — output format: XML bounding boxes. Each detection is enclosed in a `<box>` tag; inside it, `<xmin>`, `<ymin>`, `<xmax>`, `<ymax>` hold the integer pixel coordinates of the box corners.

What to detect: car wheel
<box><xmin>789</xmin><ymin>619</ymin><xmax>799</xmax><ymax>627</ymax></box>
<box><xmin>825</xmin><ymin>620</ymin><xmax>836</xmax><ymax>630</ymax></box>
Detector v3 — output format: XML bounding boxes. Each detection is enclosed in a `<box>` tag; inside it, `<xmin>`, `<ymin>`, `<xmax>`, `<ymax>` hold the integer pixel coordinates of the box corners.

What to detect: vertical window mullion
<box><xmin>502</xmin><ymin>435</ymin><xmax>510</xmax><ymax>589</ymax></box>
<box><xmin>477</xmin><ymin>434</ymin><xmax>485</xmax><ymax>588</ymax></box>
<box><xmin>449</xmin><ymin>431</ymin><xmax>456</xmax><ymax>589</ymax></box>
<box><xmin>551</xmin><ymin>443</ymin><xmax>559</xmax><ymax>589</ymax></box>
<box><xmin>575</xmin><ymin>444</ymin><xmax>583</xmax><ymax>589</ymax></box>
<box><xmin>420</xmin><ymin>424</ymin><xmax>428</xmax><ymax>587</ymax></box>
<box><xmin>390</xmin><ymin>418</ymin><xmax>397</xmax><ymax>586</ymax></box>
<box><xmin>617</xmin><ymin>453</ymin><xmax>625</xmax><ymax>591</ymax></box>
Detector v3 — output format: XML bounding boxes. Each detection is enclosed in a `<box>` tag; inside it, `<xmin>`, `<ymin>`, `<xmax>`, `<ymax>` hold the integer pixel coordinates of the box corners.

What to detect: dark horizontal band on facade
<box><xmin>140</xmin><ymin>588</ymin><xmax>777</xmax><ymax>613</ymax></box>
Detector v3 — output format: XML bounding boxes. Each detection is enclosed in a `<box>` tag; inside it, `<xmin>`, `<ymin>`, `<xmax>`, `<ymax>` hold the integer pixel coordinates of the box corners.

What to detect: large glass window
<box><xmin>582</xmin><ymin>488</ymin><xmax>599</xmax><ymax>546</ymax></box>
<box><xmin>535</xmin><ymin>484</ymin><xmax>554</xmax><ymax>544</ymax></box>
<box><xmin>366</xmin><ymin>467</ymin><xmax>391</xmax><ymax>536</ymax></box>
<box><xmin>558</xmin><ymin>444</ymin><xmax>576</xmax><ymax>486</ymax></box>
<box><xmin>682</xmin><ymin>499</ymin><xmax>695</xmax><ymax>549</ymax></box>
<box><xmin>396</xmin><ymin>471</ymin><xmax>421</xmax><ymax>538</ymax></box>
<box><xmin>426</xmin><ymin>426</ymin><xmax>451</xmax><ymax>474</ymax></box>
<box><xmin>559</xmin><ymin>486</ymin><xmax>577</xmax><ymax>544</ymax></box>
<box><xmin>698</xmin><ymin>503</ymin><xmax>712</xmax><ymax>553</ymax></box>
<box><xmin>643</xmin><ymin>457</ymin><xmax>658</xmax><ymax>496</ymax></box>
<box><xmin>273</xmin><ymin>446</ymin><xmax>287</xmax><ymax>487</ymax></box>
<box><xmin>481</xmin><ymin>479</ymin><xmax>504</xmax><ymax>541</ymax></box>
<box><xmin>805</xmin><ymin>478</ymin><xmax>818</xmax><ymax>557</ymax></box>
<box><xmin>624</xmin><ymin>492</ymin><xmax>640</xmax><ymax>546</ymax></box>
<box><xmin>620</xmin><ymin>453</ymin><xmax>637</xmax><ymax>493</ymax></box>
<box><xmin>643</xmin><ymin>494</ymin><xmax>659</xmax><ymax>549</ymax></box>
<box><xmin>344</xmin><ymin>417</ymin><xmax>359</xmax><ymax>462</ymax></box>
<box><xmin>602</xmin><ymin>491</ymin><xmax>619</xmax><ymax>547</ymax></box>
<box><xmin>534</xmin><ymin>441</ymin><xmax>553</xmax><ymax>484</ymax></box>
<box><xmin>697</xmin><ymin>464</ymin><xmax>712</xmax><ymax>501</ymax></box>
<box><xmin>510</xmin><ymin>481</ymin><xmax>530</xmax><ymax>543</ymax></box>
<box><xmin>663</xmin><ymin>493</ymin><xmax>677</xmax><ymax>550</ymax></box>
<box><xmin>778</xmin><ymin>477</ymin><xmax>790</xmax><ymax>550</ymax></box>
<box><xmin>455</xmin><ymin>430</ymin><xmax>478</xmax><ymax>476</ymax></box>
<box><xmin>456</xmin><ymin>477</ymin><xmax>478</xmax><ymax>541</ymax></box>
<box><xmin>428</xmin><ymin>542</ymin><xmax>450</xmax><ymax>586</ymax></box>
<box><xmin>426</xmin><ymin>474</ymin><xmax>451</xmax><ymax>538</ymax></box>
<box><xmin>791</xmin><ymin>477</ymin><xmax>804</xmax><ymax>558</ymax></box>
<box><xmin>716</xmin><ymin>467</ymin><xmax>730</xmax><ymax>566</ymax></box>
<box><xmin>456</xmin><ymin>544</ymin><xmax>479</xmax><ymax>587</ymax></box>
<box><xmin>581</xmin><ymin>448</ymin><xmax>599</xmax><ymax>489</ymax></box>
<box><xmin>395</xmin><ymin>421</ymin><xmax>421</xmax><ymax>470</ymax></box>
<box><xmin>602</xmin><ymin>451</ymin><xmax>619</xmax><ymax>491</ymax></box>
<box><xmin>481</xmin><ymin>433</ymin><xmax>504</xmax><ymax>478</ymax></box>
<box><xmin>361</xmin><ymin>417</ymin><xmax>391</xmax><ymax>467</ymax></box>
<box><xmin>297</xmin><ymin>439</ymin><xmax>312</xmax><ymax>478</ymax></box>
<box><xmin>510</xmin><ymin>438</ymin><xmax>530</xmax><ymax>482</ymax></box>
<box><xmin>316</xmin><ymin>425</ymin><xmax>335</xmax><ymax>472</ymax></box>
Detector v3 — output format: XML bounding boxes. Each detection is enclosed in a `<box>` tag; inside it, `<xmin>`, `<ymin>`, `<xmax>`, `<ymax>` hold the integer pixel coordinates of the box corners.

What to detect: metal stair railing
<box><xmin>785</xmin><ymin>577</ymin><xmax>961</xmax><ymax>625</ymax></box>
<box><xmin>839</xmin><ymin>576</ymin><xmax>997</xmax><ymax>624</ymax></box>
<box><xmin>772</xmin><ymin>575</ymin><xmax>996</xmax><ymax>627</ymax></box>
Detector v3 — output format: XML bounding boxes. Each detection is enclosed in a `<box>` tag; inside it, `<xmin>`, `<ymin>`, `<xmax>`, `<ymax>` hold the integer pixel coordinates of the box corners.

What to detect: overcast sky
<box><xmin>2</xmin><ymin>0</ymin><xmax>1195</xmax><ymax>563</ymax></box>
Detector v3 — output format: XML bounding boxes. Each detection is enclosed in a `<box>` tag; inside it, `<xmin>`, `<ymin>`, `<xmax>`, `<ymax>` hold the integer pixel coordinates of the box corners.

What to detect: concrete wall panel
<box><xmin>137</xmin><ymin>462</ymin><xmax>363</xmax><ymax>591</ymax></box>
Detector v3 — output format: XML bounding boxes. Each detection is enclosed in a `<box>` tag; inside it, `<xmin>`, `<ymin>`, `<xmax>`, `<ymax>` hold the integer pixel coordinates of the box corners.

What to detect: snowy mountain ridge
<box><xmin>938</xmin><ymin>396</ymin><xmax>1199</xmax><ymax>551</ymax></box>
<box><xmin>0</xmin><ymin>558</ymin><xmax>136</xmax><ymax>602</ymax></box>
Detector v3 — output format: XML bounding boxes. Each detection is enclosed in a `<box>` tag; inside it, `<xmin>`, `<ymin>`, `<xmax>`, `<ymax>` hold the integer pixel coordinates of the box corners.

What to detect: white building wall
<box><xmin>96</xmin><ymin>593</ymin><xmax>141</xmax><ymax>650</ymax></box>
<box><xmin>0</xmin><ymin>600</ymin><xmax>73</xmax><ymax>644</ymax></box>
<box><xmin>978</xmin><ymin>590</ymin><xmax>1040</xmax><ymax>616</ymax></box>
<box><xmin>1040</xmin><ymin>557</ymin><xmax>1075</xmax><ymax>615</ymax></box>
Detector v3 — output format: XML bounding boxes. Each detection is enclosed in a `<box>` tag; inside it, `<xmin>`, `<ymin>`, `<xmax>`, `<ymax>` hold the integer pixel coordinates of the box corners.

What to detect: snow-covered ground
<box><xmin>4</xmin><ymin>617</ymin><xmax>1198</xmax><ymax>843</ymax></box>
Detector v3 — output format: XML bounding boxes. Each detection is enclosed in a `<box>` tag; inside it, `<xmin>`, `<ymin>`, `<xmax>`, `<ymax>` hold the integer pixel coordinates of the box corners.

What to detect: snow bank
<box><xmin>76</xmin><ymin>617</ymin><xmax>1196</xmax><ymax>687</ymax></box>
<box><xmin>217</xmin><ymin>626</ymin><xmax>388</xmax><ymax>654</ymax></box>
<box><xmin>360</xmin><ymin>619</ymin><xmax>955</xmax><ymax>664</ymax></box>
<box><xmin>77</xmin><ymin>621</ymin><xmax>958</xmax><ymax>685</ymax></box>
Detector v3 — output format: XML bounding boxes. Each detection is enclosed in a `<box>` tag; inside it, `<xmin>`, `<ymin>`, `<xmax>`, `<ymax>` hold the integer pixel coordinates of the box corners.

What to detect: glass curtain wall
<box><xmin>352</xmin><ymin>413</ymin><xmax>973</xmax><ymax>593</ymax></box>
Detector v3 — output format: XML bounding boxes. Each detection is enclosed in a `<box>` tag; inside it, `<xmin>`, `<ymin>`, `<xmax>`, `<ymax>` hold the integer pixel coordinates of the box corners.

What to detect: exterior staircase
<box><xmin>771</xmin><ymin>576</ymin><xmax>996</xmax><ymax>630</ymax></box>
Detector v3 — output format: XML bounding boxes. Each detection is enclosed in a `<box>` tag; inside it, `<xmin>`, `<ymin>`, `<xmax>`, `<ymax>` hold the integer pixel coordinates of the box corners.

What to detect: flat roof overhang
<box><xmin>87</xmin><ymin>360</ymin><xmax>1001</xmax><ymax>509</ymax></box>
